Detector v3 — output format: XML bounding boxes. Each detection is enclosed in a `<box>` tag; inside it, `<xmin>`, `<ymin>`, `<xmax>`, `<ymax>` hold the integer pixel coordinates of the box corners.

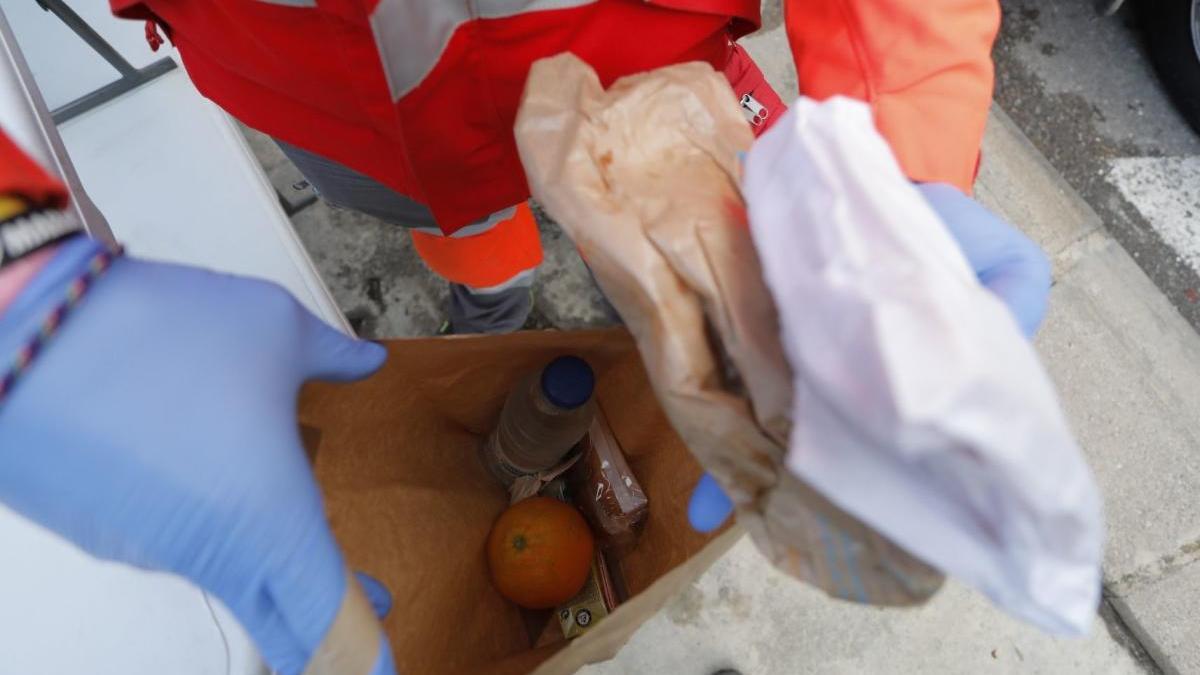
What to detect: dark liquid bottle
<box><xmin>482</xmin><ymin>356</ymin><xmax>597</xmax><ymax>486</ymax></box>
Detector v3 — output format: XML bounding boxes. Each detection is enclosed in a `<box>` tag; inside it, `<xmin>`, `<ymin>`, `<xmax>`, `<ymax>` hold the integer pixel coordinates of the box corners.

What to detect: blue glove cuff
<box><xmin>1</xmin><ymin>234</ymin><xmax>106</xmax><ymax>326</ymax></box>
<box><xmin>369</xmin><ymin>639</ymin><xmax>396</xmax><ymax>675</ymax></box>
<box><xmin>0</xmin><ymin>235</ymin><xmax>115</xmax><ymax>401</ymax></box>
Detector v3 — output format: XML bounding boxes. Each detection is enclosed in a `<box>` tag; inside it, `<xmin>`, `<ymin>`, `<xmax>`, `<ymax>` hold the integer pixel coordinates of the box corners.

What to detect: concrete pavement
<box><xmin>243</xmin><ymin>21</ymin><xmax>1200</xmax><ymax>675</ymax></box>
<box><xmin>983</xmin><ymin>109</ymin><xmax>1200</xmax><ymax>675</ymax></box>
<box><xmin>994</xmin><ymin>0</ymin><xmax>1200</xmax><ymax>335</ymax></box>
<box><xmin>580</xmin><ymin>538</ymin><xmax>1145</xmax><ymax>675</ymax></box>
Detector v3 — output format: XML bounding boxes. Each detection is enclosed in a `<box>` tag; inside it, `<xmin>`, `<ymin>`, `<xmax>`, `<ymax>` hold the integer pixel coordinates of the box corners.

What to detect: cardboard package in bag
<box><xmin>299</xmin><ymin>56</ymin><xmax>939</xmax><ymax>675</ymax></box>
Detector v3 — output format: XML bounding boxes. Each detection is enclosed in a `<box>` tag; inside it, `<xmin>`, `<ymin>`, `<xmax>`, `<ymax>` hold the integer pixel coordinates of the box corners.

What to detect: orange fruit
<box><xmin>486</xmin><ymin>496</ymin><xmax>595</xmax><ymax>609</ymax></box>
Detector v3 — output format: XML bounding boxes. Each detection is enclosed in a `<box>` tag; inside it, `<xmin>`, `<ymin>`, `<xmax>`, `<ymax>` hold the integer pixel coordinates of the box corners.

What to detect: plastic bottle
<box><xmin>482</xmin><ymin>356</ymin><xmax>597</xmax><ymax>486</ymax></box>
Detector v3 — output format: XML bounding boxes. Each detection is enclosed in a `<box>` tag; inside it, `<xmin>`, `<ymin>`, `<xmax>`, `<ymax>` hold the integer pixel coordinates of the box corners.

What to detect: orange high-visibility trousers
<box><xmin>409</xmin><ymin>204</ymin><xmax>542</xmax><ymax>292</ymax></box>
<box><xmin>277</xmin><ymin>139</ymin><xmax>541</xmax><ymax>332</ymax></box>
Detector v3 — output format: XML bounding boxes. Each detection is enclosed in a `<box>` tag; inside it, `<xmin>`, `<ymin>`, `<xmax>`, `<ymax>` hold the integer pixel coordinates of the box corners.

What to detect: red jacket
<box><xmin>113</xmin><ymin>0</ymin><xmax>757</xmax><ymax>233</ymax></box>
<box><xmin>109</xmin><ymin>0</ymin><xmax>998</xmax><ymax>232</ymax></box>
<box><xmin>0</xmin><ymin>132</ymin><xmax>66</xmax><ymax>210</ymax></box>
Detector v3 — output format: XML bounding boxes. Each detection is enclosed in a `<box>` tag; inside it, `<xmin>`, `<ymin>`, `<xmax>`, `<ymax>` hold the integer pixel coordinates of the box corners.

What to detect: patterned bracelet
<box><xmin>0</xmin><ymin>245</ymin><xmax>121</xmax><ymax>402</ymax></box>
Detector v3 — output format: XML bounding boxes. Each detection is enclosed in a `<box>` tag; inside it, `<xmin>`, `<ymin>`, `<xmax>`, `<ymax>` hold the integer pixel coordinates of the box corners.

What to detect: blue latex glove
<box><xmin>356</xmin><ymin>571</ymin><xmax>394</xmax><ymax>620</ymax></box>
<box><xmin>0</xmin><ymin>236</ymin><xmax>391</xmax><ymax>675</ymax></box>
<box><xmin>688</xmin><ymin>473</ymin><xmax>735</xmax><ymax>533</ymax></box>
<box><xmin>916</xmin><ymin>182</ymin><xmax>1052</xmax><ymax>338</ymax></box>
<box><xmin>688</xmin><ymin>184</ymin><xmax>1052</xmax><ymax>532</ymax></box>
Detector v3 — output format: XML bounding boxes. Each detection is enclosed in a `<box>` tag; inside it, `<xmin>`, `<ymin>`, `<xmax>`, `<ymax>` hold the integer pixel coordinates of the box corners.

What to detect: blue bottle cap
<box><xmin>540</xmin><ymin>356</ymin><xmax>595</xmax><ymax>410</ymax></box>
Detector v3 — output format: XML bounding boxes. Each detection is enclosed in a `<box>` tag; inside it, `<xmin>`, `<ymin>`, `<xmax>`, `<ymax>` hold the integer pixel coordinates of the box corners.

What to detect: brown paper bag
<box><xmin>301</xmin><ymin>330</ymin><xmax>742</xmax><ymax>674</ymax></box>
<box><xmin>514</xmin><ymin>55</ymin><xmax>943</xmax><ymax>608</ymax></box>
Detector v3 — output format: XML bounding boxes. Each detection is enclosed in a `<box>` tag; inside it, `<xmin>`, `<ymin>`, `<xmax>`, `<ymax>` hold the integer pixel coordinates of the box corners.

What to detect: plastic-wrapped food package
<box><xmin>568</xmin><ymin>408</ymin><xmax>648</xmax><ymax>554</ymax></box>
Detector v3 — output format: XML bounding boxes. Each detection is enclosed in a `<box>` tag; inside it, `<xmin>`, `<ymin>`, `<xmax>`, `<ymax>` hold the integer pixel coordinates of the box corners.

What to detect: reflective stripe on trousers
<box><xmin>275</xmin><ymin>139</ymin><xmax>539</xmax><ymax>332</ymax></box>
<box><xmin>407</xmin><ymin>205</ymin><xmax>541</xmax><ymax>291</ymax></box>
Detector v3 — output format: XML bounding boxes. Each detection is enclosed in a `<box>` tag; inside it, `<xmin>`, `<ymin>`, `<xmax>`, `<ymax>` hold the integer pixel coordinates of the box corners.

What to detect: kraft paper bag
<box><xmin>514</xmin><ymin>54</ymin><xmax>942</xmax><ymax>609</ymax></box>
<box><xmin>301</xmin><ymin>330</ymin><xmax>742</xmax><ymax>675</ymax></box>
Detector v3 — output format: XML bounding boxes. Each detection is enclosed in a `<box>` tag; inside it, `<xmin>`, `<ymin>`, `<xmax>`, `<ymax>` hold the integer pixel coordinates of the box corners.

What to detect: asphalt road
<box><xmin>994</xmin><ymin>0</ymin><xmax>1200</xmax><ymax>330</ymax></box>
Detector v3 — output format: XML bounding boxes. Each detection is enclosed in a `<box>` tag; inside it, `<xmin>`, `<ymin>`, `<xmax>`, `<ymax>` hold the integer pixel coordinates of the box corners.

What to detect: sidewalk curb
<box><xmin>983</xmin><ymin>105</ymin><xmax>1200</xmax><ymax>675</ymax></box>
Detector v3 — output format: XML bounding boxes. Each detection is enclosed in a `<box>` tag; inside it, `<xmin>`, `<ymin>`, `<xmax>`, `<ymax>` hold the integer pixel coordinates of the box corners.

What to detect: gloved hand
<box><xmin>916</xmin><ymin>182</ymin><xmax>1052</xmax><ymax>338</ymax></box>
<box><xmin>0</xmin><ymin>236</ymin><xmax>392</xmax><ymax>675</ymax></box>
<box><xmin>687</xmin><ymin>184</ymin><xmax>1053</xmax><ymax>532</ymax></box>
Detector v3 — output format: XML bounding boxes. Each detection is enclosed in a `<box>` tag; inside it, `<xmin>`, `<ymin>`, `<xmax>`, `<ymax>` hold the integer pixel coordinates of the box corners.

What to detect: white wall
<box><xmin>0</xmin><ymin>0</ymin><xmax>161</xmax><ymax>109</ymax></box>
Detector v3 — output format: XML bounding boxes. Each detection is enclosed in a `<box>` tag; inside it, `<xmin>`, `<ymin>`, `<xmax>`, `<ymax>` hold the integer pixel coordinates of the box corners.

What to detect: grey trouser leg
<box><xmin>276</xmin><ymin>140</ymin><xmax>533</xmax><ymax>334</ymax></box>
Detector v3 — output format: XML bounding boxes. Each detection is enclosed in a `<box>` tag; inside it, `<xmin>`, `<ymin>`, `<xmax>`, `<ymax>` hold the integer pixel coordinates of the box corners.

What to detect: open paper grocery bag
<box><xmin>300</xmin><ymin>329</ymin><xmax>741</xmax><ymax>675</ymax></box>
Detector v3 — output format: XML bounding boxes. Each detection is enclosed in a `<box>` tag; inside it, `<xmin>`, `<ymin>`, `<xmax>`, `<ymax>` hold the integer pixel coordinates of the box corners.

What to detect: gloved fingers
<box><xmin>954</xmin><ymin>221</ymin><xmax>1051</xmax><ymax>338</ymax></box>
<box><xmin>974</xmin><ymin>248</ymin><xmax>1051</xmax><ymax>338</ymax></box>
<box><xmin>300</xmin><ymin>312</ymin><xmax>388</xmax><ymax>383</ymax></box>
<box><xmin>228</xmin><ymin>598</ymin><xmax>311</xmax><ymax>675</ymax></box>
<box><xmin>688</xmin><ymin>472</ymin><xmax>734</xmax><ymax>533</ymax></box>
<box><xmin>369</xmin><ymin>638</ymin><xmax>398</xmax><ymax>675</ymax></box>
<box><xmin>354</xmin><ymin>571</ymin><xmax>393</xmax><ymax>620</ymax></box>
<box><xmin>261</xmin><ymin>519</ymin><xmax>349</xmax><ymax>666</ymax></box>
<box><xmin>917</xmin><ymin>182</ymin><xmax>1052</xmax><ymax>338</ymax></box>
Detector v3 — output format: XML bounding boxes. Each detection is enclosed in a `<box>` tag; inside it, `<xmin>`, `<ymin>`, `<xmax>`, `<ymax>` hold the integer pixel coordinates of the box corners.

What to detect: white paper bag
<box><xmin>743</xmin><ymin>96</ymin><xmax>1104</xmax><ymax>635</ymax></box>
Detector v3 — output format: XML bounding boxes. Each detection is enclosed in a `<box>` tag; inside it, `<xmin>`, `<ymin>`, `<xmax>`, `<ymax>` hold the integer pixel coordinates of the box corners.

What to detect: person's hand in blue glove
<box><xmin>915</xmin><ymin>182</ymin><xmax>1052</xmax><ymax>338</ymax></box>
<box><xmin>0</xmin><ymin>236</ymin><xmax>393</xmax><ymax>675</ymax></box>
<box><xmin>687</xmin><ymin>183</ymin><xmax>1053</xmax><ymax>533</ymax></box>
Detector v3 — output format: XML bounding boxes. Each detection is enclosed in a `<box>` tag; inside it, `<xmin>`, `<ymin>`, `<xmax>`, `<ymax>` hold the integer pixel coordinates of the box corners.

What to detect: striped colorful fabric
<box><xmin>0</xmin><ymin>247</ymin><xmax>120</xmax><ymax>402</ymax></box>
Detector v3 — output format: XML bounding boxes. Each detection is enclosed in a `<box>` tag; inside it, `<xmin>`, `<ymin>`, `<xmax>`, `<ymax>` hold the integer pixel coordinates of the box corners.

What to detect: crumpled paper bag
<box><xmin>515</xmin><ymin>54</ymin><xmax>943</xmax><ymax>607</ymax></box>
<box><xmin>744</xmin><ymin>96</ymin><xmax>1103</xmax><ymax>634</ymax></box>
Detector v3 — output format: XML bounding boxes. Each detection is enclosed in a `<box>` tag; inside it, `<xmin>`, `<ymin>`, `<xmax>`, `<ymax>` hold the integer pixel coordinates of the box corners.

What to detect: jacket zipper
<box><xmin>741</xmin><ymin>93</ymin><xmax>769</xmax><ymax>127</ymax></box>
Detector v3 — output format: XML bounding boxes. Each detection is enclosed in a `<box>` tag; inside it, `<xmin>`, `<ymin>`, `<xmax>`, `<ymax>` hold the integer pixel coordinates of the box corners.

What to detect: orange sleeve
<box><xmin>784</xmin><ymin>0</ymin><xmax>1000</xmax><ymax>193</ymax></box>
<box><xmin>0</xmin><ymin>131</ymin><xmax>67</xmax><ymax>208</ymax></box>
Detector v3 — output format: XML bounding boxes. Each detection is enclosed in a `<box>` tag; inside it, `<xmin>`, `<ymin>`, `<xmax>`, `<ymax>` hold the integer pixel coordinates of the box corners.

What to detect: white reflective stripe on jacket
<box><xmin>250</xmin><ymin>0</ymin><xmax>600</xmax><ymax>101</ymax></box>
